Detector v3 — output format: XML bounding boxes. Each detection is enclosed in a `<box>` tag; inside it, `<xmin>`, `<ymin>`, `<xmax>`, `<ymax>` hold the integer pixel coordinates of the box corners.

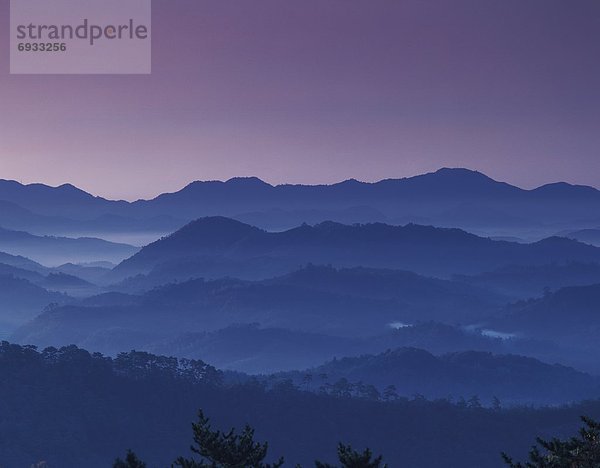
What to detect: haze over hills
<box><xmin>7</xmin><ymin>0</ymin><xmax>600</xmax><ymax>464</ymax></box>
<box><xmin>0</xmin><ymin>227</ymin><xmax>138</xmax><ymax>266</ymax></box>
<box><xmin>145</xmin><ymin>321</ymin><xmax>585</xmax><ymax>376</ymax></box>
<box><xmin>11</xmin><ymin>265</ymin><xmax>504</xmax><ymax>355</ymax></box>
<box><xmin>4</xmin><ymin>168</ymin><xmax>600</xmax><ymax>239</ymax></box>
<box><xmin>0</xmin><ymin>251</ymin><xmax>47</xmax><ymax>273</ymax></box>
<box><xmin>4</xmin><ymin>169</ymin><xmax>600</xmax><ymax>465</ymax></box>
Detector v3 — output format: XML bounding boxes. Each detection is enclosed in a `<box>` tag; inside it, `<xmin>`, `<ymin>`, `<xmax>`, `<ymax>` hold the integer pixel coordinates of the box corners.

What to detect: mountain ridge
<box><xmin>5</xmin><ymin>168</ymin><xmax>600</xmax><ymax>236</ymax></box>
<box><xmin>2</xmin><ymin>167</ymin><xmax>599</xmax><ymax>206</ymax></box>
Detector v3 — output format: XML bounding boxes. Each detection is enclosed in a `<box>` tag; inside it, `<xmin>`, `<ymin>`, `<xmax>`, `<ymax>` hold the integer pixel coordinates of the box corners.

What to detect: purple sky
<box><xmin>1</xmin><ymin>0</ymin><xmax>600</xmax><ymax>200</ymax></box>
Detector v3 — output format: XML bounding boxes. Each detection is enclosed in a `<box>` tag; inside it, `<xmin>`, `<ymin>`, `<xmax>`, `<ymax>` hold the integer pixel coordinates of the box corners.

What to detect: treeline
<box><xmin>2</xmin><ymin>342</ymin><xmax>600</xmax><ymax>467</ymax></box>
<box><xmin>250</xmin><ymin>374</ymin><xmax>497</xmax><ymax>408</ymax></box>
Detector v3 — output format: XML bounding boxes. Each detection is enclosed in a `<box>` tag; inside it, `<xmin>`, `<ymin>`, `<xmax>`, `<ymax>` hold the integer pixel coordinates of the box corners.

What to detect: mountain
<box><xmin>4</xmin><ymin>169</ymin><xmax>600</xmax><ymax>237</ymax></box>
<box><xmin>134</xmin><ymin>169</ymin><xmax>522</xmax><ymax>217</ymax></box>
<box><xmin>0</xmin><ymin>227</ymin><xmax>139</xmax><ymax>266</ymax></box>
<box><xmin>105</xmin><ymin>169</ymin><xmax>600</xmax><ymax>236</ymax></box>
<box><xmin>0</xmin><ymin>190</ymin><xmax>181</xmax><ymax>241</ymax></box>
<box><xmin>114</xmin><ymin>217</ymin><xmax>600</xmax><ymax>279</ymax></box>
<box><xmin>0</xmin><ymin>179</ymin><xmax>125</xmax><ymax>218</ymax></box>
<box><xmin>274</xmin><ymin>348</ymin><xmax>600</xmax><ymax>405</ymax></box>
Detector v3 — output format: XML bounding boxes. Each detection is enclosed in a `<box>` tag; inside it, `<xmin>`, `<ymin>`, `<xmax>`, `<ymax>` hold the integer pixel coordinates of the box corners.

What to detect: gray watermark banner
<box><xmin>10</xmin><ymin>0</ymin><xmax>151</xmax><ymax>74</ymax></box>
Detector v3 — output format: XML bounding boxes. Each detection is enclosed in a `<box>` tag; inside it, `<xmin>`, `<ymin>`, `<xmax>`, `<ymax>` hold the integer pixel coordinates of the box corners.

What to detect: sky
<box><xmin>1</xmin><ymin>0</ymin><xmax>600</xmax><ymax>200</ymax></box>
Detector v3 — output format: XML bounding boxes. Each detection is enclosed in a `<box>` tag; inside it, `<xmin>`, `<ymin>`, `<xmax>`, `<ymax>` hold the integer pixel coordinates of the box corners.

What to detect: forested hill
<box><xmin>2</xmin><ymin>342</ymin><xmax>600</xmax><ymax>468</ymax></box>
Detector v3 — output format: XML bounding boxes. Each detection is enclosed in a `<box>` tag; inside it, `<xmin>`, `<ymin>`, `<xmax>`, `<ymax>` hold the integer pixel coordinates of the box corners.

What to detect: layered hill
<box><xmin>489</xmin><ymin>283</ymin><xmax>600</xmax><ymax>345</ymax></box>
<box><xmin>113</xmin><ymin>217</ymin><xmax>600</xmax><ymax>279</ymax></box>
<box><xmin>0</xmin><ymin>275</ymin><xmax>68</xmax><ymax>329</ymax></box>
<box><xmin>275</xmin><ymin>347</ymin><xmax>600</xmax><ymax>405</ymax></box>
<box><xmin>0</xmin><ymin>227</ymin><xmax>138</xmax><ymax>266</ymax></box>
<box><xmin>12</xmin><ymin>266</ymin><xmax>504</xmax><ymax>357</ymax></box>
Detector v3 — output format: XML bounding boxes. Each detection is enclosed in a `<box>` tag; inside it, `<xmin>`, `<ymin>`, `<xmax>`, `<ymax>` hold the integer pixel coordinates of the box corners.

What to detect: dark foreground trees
<box><xmin>116</xmin><ymin>411</ymin><xmax>600</xmax><ymax>467</ymax></box>
<box><xmin>113</xmin><ymin>450</ymin><xmax>147</xmax><ymax>468</ymax></box>
<box><xmin>173</xmin><ymin>410</ymin><xmax>284</xmax><ymax>468</ymax></box>
<box><xmin>114</xmin><ymin>410</ymin><xmax>385</xmax><ymax>468</ymax></box>
<box><xmin>315</xmin><ymin>444</ymin><xmax>387</xmax><ymax>468</ymax></box>
<box><xmin>503</xmin><ymin>416</ymin><xmax>600</xmax><ymax>467</ymax></box>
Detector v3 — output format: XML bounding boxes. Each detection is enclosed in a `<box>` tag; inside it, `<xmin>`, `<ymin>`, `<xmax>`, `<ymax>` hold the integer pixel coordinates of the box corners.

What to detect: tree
<box><xmin>302</xmin><ymin>373</ymin><xmax>314</xmax><ymax>391</ymax></box>
<box><xmin>173</xmin><ymin>410</ymin><xmax>284</xmax><ymax>468</ymax></box>
<box><xmin>382</xmin><ymin>385</ymin><xmax>398</xmax><ymax>402</ymax></box>
<box><xmin>316</xmin><ymin>443</ymin><xmax>387</xmax><ymax>468</ymax></box>
<box><xmin>357</xmin><ymin>384</ymin><xmax>380</xmax><ymax>402</ymax></box>
<box><xmin>331</xmin><ymin>378</ymin><xmax>353</xmax><ymax>398</ymax></box>
<box><xmin>502</xmin><ymin>416</ymin><xmax>600</xmax><ymax>467</ymax></box>
<box><xmin>467</xmin><ymin>395</ymin><xmax>482</xmax><ymax>409</ymax></box>
<box><xmin>113</xmin><ymin>450</ymin><xmax>146</xmax><ymax>468</ymax></box>
<box><xmin>492</xmin><ymin>396</ymin><xmax>502</xmax><ymax>411</ymax></box>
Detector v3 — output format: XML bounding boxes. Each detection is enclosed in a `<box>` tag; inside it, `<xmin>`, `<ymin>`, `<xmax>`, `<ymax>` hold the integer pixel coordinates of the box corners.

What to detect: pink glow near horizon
<box><xmin>1</xmin><ymin>0</ymin><xmax>600</xmax><ymax>200</ymax></box>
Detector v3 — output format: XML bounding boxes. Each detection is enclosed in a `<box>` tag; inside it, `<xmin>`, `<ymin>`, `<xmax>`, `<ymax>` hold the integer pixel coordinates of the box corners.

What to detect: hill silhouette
<box><xmin>114</xmin><ymin>217</ymin><xmax>600</xmax><ymax>278</ymax></box>
<box><xmin>275</xmin><ymin>347</ymin><xmax>600</xmax><ymax>405</ymax></box>
<box><xmin>490</xmin><ymin>283</ymin><xmax>600</xmax><ymax>344</ymax></box>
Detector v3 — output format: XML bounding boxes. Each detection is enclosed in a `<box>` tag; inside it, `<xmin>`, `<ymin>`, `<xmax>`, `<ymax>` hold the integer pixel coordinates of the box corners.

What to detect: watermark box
<box><xmin>10</xmin><ymin>0</ymin><xmax>151</xmax><ymax>74</ymax></box>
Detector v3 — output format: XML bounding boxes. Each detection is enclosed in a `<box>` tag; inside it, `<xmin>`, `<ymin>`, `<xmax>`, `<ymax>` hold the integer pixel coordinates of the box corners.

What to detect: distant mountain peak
<box><xmin>532</xmin><ymin>181</ymin><xmax>600</xmax><ymax>197</ymax></box>
<box><xmin>182</xmin><ymin>216</ymin><xmax>262</xmax><ymax>231</ymax></box>
<box><xmin>427</xmin><ymin>167</ymin><xmax>513</xmax><ymax>187</ymax></box>
<box><xmin>434</xmin><ymin>167</ymin><xmax>486</xmax><ymax>176</ymax></box>
<box><xmin>121</xmin><ymin>216</ymin><xmax>264</xmax><ymax>267</ymax></box>
<box><xmin>225</xmin><ymin>176</ymin><xmax>272</xmax><ymax>187</ymax></box>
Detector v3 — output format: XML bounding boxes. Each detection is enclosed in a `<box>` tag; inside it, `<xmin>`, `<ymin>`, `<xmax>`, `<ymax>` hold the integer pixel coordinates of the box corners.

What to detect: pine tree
<box><xmin>502</xmin><ymin>416</ymin><xmax>600</xmax><ymax>467</ymax></box>
<box><xmin>113</xmin><ymin>449</ymin><xmax>147</xmax><ymax>468</ymax></box>
<box><xmin>382</xmin><ymin>385</ymin><xmax>398</xmax><ymax>402</ymax></box>
<box><xmin>173</xmin><ymin>410</ymin><xmax>284</xmax><ymax>468</ymax></box>
<box><xmin>492</xmin><ymin>396</ymin><xmax>502</xmax><ymax>411</ymax></box>
<box><xmin>315</xmin><ymin>443</ymin><xmax>387</xmax><ymax>468</ymax></box>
